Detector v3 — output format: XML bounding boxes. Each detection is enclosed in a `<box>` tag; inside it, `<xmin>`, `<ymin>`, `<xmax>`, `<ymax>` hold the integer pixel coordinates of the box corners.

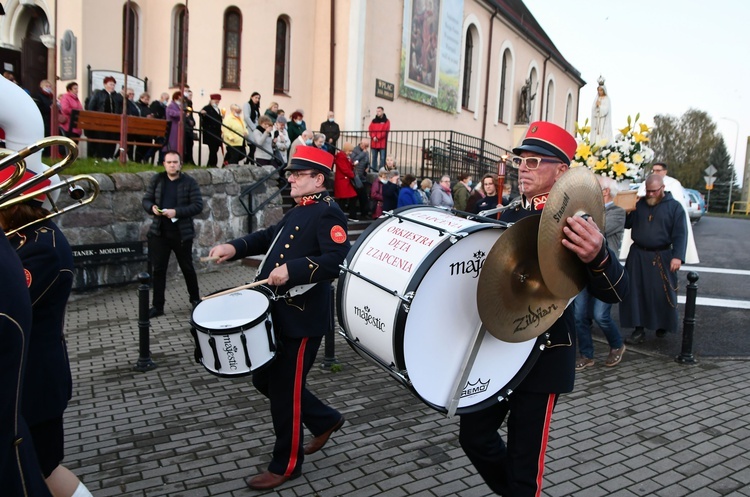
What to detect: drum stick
<box><xmin>201</xmin><ymin>279</ymin><xmax>269</xmax><ymax>301</ymax></box>
<box><xmin>200</xmin><ymin>256</ymin><xmax>220</xmax><ymax>262</ymax></box>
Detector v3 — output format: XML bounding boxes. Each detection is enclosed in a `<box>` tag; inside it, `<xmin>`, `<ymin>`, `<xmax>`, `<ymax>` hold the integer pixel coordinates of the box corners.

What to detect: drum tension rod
<box><xmin>337</xmin><ymin>330</ymin><xmax>411</xmax><ymax>385</ymax></box>
<box><xmin>338</xmin><ymin>265</ymin><xmax>413</xmax><ymax>303</ymax></box>
<box><xmin>384</xmin><ymin>211</ymin><xmax>467</xmax><ymax>241</ymax></box>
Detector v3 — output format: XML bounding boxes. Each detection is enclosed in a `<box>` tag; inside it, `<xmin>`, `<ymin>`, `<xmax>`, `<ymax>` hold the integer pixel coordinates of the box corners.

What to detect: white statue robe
<box><xmin>590</xmin><ymin>95</ymin><xmax>613</xmax><ymax>145</ymax></box>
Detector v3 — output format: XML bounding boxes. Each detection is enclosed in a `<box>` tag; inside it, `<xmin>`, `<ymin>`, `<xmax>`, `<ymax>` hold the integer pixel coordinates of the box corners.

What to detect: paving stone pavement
<box><xmin>61</xmin><ymin>263</ymin><xmax>750</xmax><ymax>497</ymax></box>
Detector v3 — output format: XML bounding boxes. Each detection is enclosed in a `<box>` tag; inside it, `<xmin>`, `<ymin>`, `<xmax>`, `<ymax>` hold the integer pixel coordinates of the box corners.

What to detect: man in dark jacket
<box><xmin>209</xmin><ymin>146</ymin><xmax>349</xmax><ymax>491</ymax></box>
<box><xmin>458</xmin><ymin>121</ymin><xmax>628</xmax><ymax>497</ymax></box>
<box><xmin>319</xmin><ymin>111</ymin><xmax>340</xmax><ymax>151</ymax></box>
<box><xmin>200</xmin><ymin>94</ymin><xmax>223</xmax><ymax>167</ymax></box>
<box><xmin>86</xmin><ymin>75</ymin><xmax>123</xmax><ymax>159</ymax></box>
<box><xmin>149</xmin><ymin>92</ymin><xmax>169</xmax><ymax>164</ymax></box>
<box><xmin>142</xmin><ymin>151</ymin><xmax>203</xmax><ymax>318</ymax></box>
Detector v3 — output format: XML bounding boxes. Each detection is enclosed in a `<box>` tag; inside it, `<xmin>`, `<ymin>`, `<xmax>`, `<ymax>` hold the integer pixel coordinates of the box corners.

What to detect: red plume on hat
<box><xmin>512</xmin><ymin>121</ymin><xmax>577</xmax><ymax>165</ymax></box>
<box><xmin>287</xmin><ymin>146</ymin><xmax>333</xmax><ymax>175</ymax></box>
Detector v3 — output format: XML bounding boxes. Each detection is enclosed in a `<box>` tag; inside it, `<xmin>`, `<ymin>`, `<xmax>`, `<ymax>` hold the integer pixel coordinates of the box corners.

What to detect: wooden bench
<box><xmin>71</xmin><ymin>110</ymin><xmax>167</xmax><ymax>148</ymax></box>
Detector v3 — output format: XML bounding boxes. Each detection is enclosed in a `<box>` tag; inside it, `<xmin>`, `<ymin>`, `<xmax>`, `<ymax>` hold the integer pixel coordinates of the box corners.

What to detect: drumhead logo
<box><xmin>353</xmin><ymin>305</ymin><xmax>386</xmax><ymax>332</ymax></box>
<box><xmin>461</xmin><ymin>378</ymin><xmax>490</xmax><ymax>398</ymax></box>
<box><xmin>449</xmin><ymin>250</ymin><xmax>486</xmax><ymax>278</ymax></box>
<box><xmin>222</xmin><ymin>335</ymin><xmax>240</xmax><ymax>371</ymax></box>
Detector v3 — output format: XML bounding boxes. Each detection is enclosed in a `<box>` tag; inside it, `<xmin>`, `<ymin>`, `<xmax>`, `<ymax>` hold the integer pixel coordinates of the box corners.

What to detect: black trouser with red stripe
<box><xmin>252</xmin><ymin>335</ymin><xmax>341</xmax><ymax>476</ymax></box>
<box><xmin>459</xmin><ymin>392</ymin><xmax>558</xmax><ymax>497</ymax></box>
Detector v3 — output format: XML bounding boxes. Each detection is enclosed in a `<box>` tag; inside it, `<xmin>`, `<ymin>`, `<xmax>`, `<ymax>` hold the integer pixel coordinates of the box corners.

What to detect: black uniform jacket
<box><xmin>228</xmin><ymin>191</ymin><xmax>350</xmax><ymax>338</ymax></box>
<box><xmin>0</xmin><ymin>229</ymin><xmax>53</xmax><ymax>497</ymax></box>
<box><xmin>500</xmin><ymin>194</ymin><xmax>628</xmax><ymax>394</ymax></box>
<box><xmin>12</xmin><ymin>221</ymin><xmax>74</xmax><ymax>426</ymax></box>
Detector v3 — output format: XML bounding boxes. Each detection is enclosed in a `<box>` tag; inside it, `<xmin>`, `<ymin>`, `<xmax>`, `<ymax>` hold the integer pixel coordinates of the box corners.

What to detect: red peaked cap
<box><xmin>512</xmin><ymin>121</ymin><xmax>577</xmax><ymax>165</ymax></box>
<box><xmin>287</xmin><ymin>146</ymin><xmax>333</xmax><ymax>174</ymax></box>
<box><xmin>209</xmin><ymin>93</ymin><xmax>221</xmax><ymax>101</ymax></box>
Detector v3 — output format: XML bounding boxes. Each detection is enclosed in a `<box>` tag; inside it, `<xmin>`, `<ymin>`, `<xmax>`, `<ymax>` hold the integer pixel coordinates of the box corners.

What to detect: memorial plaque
<box><xmin>60</xmin><ymin>30</ymin><xmax>77</xmax><ymax>80</ymax></box>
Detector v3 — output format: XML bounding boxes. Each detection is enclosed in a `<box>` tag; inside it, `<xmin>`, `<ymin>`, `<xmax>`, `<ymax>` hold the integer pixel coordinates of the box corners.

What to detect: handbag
<box><xmin>350</xmin><ymin>175</ymin><xmax>363</xmax><ymax>189</ymax></box>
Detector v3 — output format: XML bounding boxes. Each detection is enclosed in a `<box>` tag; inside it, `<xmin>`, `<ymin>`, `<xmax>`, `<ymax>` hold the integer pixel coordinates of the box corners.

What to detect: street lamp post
<box><xmin>721</xmin><ymin>117</ymin><xmax>739</xmax><ymax>213</ymax></box>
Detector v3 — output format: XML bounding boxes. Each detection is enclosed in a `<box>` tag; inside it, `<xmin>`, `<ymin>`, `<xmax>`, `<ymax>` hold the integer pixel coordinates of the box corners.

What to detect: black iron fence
<box><xmin>330</xmin><ymin>129</ymin><xmax>514</xmax><ymax>183</ymax></box>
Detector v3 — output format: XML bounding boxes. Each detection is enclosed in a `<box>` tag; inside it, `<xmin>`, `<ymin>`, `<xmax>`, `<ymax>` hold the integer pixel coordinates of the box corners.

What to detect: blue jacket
<box><xmin>397</xmin><ymin>186</ymin><xmax>422</xmax><ymax>208</ymax></box>
<box><xmin>228</xmin><ymin>191</ymin><xmax>350</xmax><ymax>338</ymax></box>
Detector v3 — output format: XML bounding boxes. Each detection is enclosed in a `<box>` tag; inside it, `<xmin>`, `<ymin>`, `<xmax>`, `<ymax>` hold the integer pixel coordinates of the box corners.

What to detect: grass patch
<box><xmin>42</xmin><ymin>156</ymin><xmax>202</xmax><ymax>176</ymax></box>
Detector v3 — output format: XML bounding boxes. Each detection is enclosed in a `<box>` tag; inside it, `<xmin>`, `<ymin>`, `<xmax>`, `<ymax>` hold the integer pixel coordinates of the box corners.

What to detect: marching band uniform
<box><xmin>13</xmin><ymin>220</ymin><xmax>75</xmax><ymax>478</ymax></box>
<box><xmin>458</xmin><ymin>122</ymin><xmax>628</xmax><ymax>496</ymax></box>
<box><xmin>215</xmin><ymin>147</ymin><xmax>350</xmax><ymax>490</ymax></box>
<box><xmin>0</xmin><ymin>228</ymin><xmax>53</xmax><ymax>497</ymax></box>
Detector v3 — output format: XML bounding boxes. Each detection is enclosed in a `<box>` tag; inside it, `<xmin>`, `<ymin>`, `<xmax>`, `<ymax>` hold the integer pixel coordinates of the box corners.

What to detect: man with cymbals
<box><xmin>209</xmin><ymin>146</ymin><xmax>350</xmax><ymax>491</ymax></box>
<box><xmin>458</xmin><ymin>121</ymin><xmax>628</xmax><ymax>496</ymax></box>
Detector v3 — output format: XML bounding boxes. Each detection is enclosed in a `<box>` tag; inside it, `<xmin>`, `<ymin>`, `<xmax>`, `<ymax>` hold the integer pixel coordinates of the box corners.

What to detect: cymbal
<box><xmin>538</xmin><ymin>167</ymin><xmax>605</xmax><ymax>299</ymax></box>
<box><xmin>477</xmin><ymin>215</ymin><xmax>568</xmax><ymax>343</ymax></box>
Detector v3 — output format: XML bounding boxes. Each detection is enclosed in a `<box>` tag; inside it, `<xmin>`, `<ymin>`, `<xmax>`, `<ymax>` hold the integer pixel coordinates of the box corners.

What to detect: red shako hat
<box><xmin>287</xmin><ymin>146</ymin><xmax>333</xmax><ymax>175</ymax></box>
<box><xmin>209</xmin><ymin>93</ymin><xmax>221</xmax><ymax>101</ymax></box>
<box><xmin>513</xmin><ymin>121</ymin><xmax>577</xmax><ymax>165</ymax></box>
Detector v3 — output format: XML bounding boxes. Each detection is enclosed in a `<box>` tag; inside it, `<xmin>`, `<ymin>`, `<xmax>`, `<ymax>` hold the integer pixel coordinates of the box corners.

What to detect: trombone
<box><xmin>0</xmin><ymin>136</ymin><xmax>100</xmax><ymax>236</ymax></box>
<box><xmin>0</xmin><ymin>136</ymin><xmax>78</xmax><ymax>204</ymax></box>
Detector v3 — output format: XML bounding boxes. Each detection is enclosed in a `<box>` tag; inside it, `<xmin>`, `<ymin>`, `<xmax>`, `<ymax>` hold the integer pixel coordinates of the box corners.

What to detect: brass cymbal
<box><xmin>538</xmin><ymin>167</ymin><xmax>605</xmax><ymax>299</ymax></box>
<box><xmin>477</xmin><ymin>215</ymin><xmax>568</xmax><ymax>343</ymax></box>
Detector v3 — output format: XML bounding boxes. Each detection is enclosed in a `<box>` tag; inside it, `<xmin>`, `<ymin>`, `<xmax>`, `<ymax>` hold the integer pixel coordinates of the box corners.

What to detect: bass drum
<box><xmin>338</xmin><ymin>206</ymin><xmax>541</xmax><ymax>414</ymax></box>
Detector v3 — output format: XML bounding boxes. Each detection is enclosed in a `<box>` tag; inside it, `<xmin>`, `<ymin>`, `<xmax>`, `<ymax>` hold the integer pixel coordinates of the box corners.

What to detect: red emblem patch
<box><xmin>330</xmin><ymin>225</ymin><xmax>347</xmax><ymax>244</ymax></box>
<box><xmin>24</xmin><ymin>268</ymin><xmax>32</xmax><ymax>287</ymax></box>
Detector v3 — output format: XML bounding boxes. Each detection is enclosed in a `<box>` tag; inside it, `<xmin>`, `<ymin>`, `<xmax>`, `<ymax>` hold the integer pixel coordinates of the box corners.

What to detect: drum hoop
<box><xmin>191</xmin><ymin>288</ymin><xmax>272</xmax><ymax>335</ymax></box>
<box><xmin>409</xmin><ymin>334</ymin><xmax>544</xmax><ymax>414</ymax></box>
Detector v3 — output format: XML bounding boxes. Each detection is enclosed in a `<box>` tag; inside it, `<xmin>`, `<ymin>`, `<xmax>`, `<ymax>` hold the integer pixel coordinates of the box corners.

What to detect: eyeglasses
<box><xmin>651</xmin><ymin>168</ymin><xmax>665</xmax><ymax>173</ymax></box>
<box><xmin>510</xmin><ymin>156</ymin><xmax>563</xmax><ymax>170</ymax></box>
<box><xmin>645</xmin><ymin>185</ymin><xmax>665</xmax><ymax>194</ymax></box>
<box><xmin>285</xmin><ymin>171</ymin><xmax>319</xmax><ymax>179</ymax></box>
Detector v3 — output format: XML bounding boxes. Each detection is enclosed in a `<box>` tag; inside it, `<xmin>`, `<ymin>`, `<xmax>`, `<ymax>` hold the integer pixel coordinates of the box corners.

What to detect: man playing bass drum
<box><xmin>458</xmin><ymin>121</ymin><xmax>628</xmax><ymax>496</ymax></box>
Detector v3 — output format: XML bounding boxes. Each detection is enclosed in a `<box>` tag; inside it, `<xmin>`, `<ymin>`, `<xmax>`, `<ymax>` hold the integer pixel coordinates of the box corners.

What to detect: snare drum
<box><xmin>190</xmin><ymin>288</ymin><xmax>276</xmax><ymax>377</ymax></box>
<box><xmin>338</xmin><ymin>206</ymin><xmax>541</xmax><ymax>414</ymax></box>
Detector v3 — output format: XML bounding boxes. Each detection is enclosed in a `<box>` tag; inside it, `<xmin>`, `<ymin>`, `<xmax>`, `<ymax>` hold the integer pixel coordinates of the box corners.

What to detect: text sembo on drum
<box><xmin>338</xmin><ymin>206</ymin><xmax>541</xmax><ymax>414</ymax></box>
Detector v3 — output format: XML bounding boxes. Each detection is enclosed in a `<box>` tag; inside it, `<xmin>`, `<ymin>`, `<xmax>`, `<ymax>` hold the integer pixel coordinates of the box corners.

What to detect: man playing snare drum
<box><xmin>209</xmin><ymin>146</ymin><xmax>350</xmax><ymax>491</ymax></box>
<box><xmin>458</xmin><ymin>121</ymin><xmax>628</xmax><ymax>496</ymax></box>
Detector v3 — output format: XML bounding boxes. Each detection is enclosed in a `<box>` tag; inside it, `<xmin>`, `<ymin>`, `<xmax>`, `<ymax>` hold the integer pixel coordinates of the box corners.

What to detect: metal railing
<box><xmin>329</xmin><ymin>129</ymin><xmax>514</xmax><ymax>182</ymax></box>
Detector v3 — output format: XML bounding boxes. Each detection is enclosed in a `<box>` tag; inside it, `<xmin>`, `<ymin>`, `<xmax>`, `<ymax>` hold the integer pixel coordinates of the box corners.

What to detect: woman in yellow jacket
<box><xmin>223</xmin><ymin>104</ymin><xmax>248</xmax><ymax>166</ymax></box>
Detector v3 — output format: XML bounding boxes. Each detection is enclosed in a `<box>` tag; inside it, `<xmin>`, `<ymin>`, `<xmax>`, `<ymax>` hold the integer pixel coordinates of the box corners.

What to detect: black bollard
<box><xmin>134</xmin><ymin>272</ymin><xmax>158</xmax><ymax>372</ymax></box>
<box><xmin>321</xmin><ymin>285</ymin><xmax>339</xmax><ymax>369</ymax></box>
<box><xmin>675</xmin><ymin>271</ymin><xmax>699</xmax><ymax>365</ymax></box>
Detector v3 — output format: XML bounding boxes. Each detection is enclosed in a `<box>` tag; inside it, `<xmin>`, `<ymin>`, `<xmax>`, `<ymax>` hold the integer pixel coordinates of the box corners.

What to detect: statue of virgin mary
<box><xmin>590</xmin><ymin>76</ymin><xmax>613</xmax><ymax>144</ymax></box>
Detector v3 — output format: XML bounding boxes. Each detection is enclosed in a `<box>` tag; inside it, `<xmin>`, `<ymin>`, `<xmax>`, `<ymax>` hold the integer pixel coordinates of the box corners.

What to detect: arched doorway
<box><xmin>21</xmin><ymin>6</ymin><xmax>50</xmax><ymax>94</ymax></box>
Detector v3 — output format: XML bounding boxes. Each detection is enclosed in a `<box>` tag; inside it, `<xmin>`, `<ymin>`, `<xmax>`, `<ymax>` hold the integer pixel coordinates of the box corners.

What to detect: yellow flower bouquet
<box><xmin>572</xmin><ymin>114</ymin><xmax>654</xmax><ymax>181</ymax></box>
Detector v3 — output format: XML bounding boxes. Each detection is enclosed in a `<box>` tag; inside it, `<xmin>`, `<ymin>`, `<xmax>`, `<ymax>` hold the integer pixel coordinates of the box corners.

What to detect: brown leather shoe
<box><xmin>304</xmin><ymin>416</ymin><xmax>345</xmax><ymax>455</ymax></box>
<box><xmin>245</xmin><ymin>470</ymin><xmax>300</xmax><ymax>490</ymax></box>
